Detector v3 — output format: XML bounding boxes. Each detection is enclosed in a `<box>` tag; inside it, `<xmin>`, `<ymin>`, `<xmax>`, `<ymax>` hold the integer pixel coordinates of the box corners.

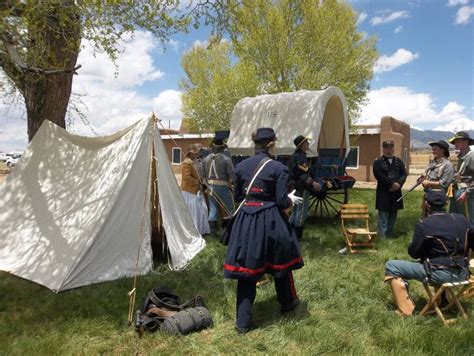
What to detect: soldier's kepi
<box><xmin>288</xmin><ymin>135</ymin><xmax>321</xmax><ymax>240</ymax></box>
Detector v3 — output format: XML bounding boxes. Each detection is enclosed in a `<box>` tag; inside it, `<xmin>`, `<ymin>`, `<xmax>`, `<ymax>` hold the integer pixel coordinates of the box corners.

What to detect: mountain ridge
<box><xmin>411</xmin><ymin>128</ymin><xmax>474</xmax><ymax>149</ymax></box>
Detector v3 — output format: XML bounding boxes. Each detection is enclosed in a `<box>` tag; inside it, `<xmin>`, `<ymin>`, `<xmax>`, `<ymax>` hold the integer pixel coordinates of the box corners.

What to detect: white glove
<box><xmin>288</xmin><ymin>189</ymin><xmax>303</xmax><ymax>205</ymax></box>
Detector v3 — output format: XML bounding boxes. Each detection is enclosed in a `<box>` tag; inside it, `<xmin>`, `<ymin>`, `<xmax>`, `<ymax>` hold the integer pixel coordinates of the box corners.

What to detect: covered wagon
<box><xmin>227</xmin><ymin>86</ymin><xmax>355</xmax><ymax>217</ymax></box>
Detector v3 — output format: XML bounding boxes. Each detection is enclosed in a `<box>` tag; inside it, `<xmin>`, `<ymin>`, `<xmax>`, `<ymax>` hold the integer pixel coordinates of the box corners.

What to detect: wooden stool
<box><xmin>340</xmin><ymin>204</ymin><xmax>377</xmax><ymax>253</ymax></box>
<box><xmin>420</xmin><ymin>278</ymin><xmax>473</xmax><ymax>325</ymax></box>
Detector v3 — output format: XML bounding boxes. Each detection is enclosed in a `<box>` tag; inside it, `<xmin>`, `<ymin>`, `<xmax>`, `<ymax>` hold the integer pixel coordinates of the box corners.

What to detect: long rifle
<box><xmin>396</xmin><ymin>177</ymin><xmax>424</xmax><ymax>203</ymax></box>
<box><xmin>396</xmin><ymin>160</ymin><xmax>438</xmax><ymax>203</ymax></box>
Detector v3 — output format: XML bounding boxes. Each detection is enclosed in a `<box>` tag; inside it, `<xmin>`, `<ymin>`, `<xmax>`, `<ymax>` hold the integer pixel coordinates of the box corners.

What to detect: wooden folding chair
<box><xmin>420</xmin><ymin>279</ymin><xmax>473</xmax><ymax>325</ymax></box>
<box><xmin>340</xmin><ymin>204</ymin><xmax>377</xmax><ymax>253</ymax></box>
<box><xmin>420</xmin><ymin>252</ymin><xmax>473</xmax><ymax>325</ymax></box>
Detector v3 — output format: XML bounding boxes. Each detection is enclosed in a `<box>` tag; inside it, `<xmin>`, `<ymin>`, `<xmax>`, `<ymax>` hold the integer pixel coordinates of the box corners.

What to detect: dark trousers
<box><xmin>236</xmin><ymin>272</ymin><xmax>297</xmax><ymax>328</ymax></box>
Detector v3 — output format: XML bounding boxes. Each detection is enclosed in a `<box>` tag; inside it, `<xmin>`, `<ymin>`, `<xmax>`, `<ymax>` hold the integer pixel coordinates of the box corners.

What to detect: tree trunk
<box><xmin>24</xmin><ymin>71</ymin><xmax>76</xmax><ymax>141</ymax></box>
<box><xmin>23</xmin><ymin>3</ymin><xmax>81</xmax><ymax>141</ymax></box>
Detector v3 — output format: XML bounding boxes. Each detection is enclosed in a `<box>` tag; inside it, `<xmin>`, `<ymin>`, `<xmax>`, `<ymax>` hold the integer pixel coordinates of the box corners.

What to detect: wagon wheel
<box><xmin>309</xmin><ymin>188</ymin><xmax>349</xmax><ymax>218</ymax></box>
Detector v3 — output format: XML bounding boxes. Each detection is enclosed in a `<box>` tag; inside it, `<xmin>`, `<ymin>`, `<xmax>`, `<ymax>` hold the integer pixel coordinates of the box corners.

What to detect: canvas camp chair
<box><xmin>420</xmin><ymin>235</ymin><xmax>474</xmax><ymax>325</ymax></box>
<box><xmin>340</xmin><ymin>204</ymin><xmax>377</xmax><ymax>253</ymax></box>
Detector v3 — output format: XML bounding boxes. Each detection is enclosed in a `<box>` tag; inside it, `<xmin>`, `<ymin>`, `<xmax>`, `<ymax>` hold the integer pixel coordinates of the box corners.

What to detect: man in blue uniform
<box><xmin>384</xmin><ymin>189</ymin><xmax>472</xmax><ymax>316</ymax></box>
<box><xmin>203</xmin><ymin>137</ymin><xmax>235</xmax><ymax>235</ymax></box>
<box><xmin>224</xmin><ymin>128</ymin><xmax>304</xmax><ymax>334</ymax></box>
<box><xmin>373</xmin><ymin>140</ymin><xmax>407</xmax><ymax>238</ymax></box>
<box><xmin>288</xmin><ymin>135</ymin><xmax>321</xmax><ymax>240</ymax></box>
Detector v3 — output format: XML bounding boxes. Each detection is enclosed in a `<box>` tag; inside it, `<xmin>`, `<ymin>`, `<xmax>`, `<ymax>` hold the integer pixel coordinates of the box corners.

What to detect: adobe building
<box><xmin>160</xmin><ymin>115</ymin><xmax>410</xmax><ymax>182</ymax></box>
<box><xmin>160</xmin><ymin>130</ymin><xmax>214</xmax><ymax>173</ymax></box>
<box><xmin>346</xmin><ymin>116</ymin><xmax>410</xmax><ymax>182</ymax></box>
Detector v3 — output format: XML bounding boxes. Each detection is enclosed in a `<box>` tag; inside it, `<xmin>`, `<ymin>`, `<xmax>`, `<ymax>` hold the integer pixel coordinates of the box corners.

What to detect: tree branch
<box><xmin>0</xmin><ymin>1</ymin><xmax>26</xmax><ymax>17</ymax></box>
<box><xmin>1</xmin><ymin>32</ymin><xmax>81</xmax><ymax>76</ymax></box>
<box><xmin>0</xmin><ymin>51</ymin><xmax>25</xmax><ymax>92</ymax></box>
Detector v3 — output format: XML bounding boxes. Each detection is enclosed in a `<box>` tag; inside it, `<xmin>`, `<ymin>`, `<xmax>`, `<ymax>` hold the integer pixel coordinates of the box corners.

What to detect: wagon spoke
<box><xmin>324</xmin><ymin>197</ymin><xmax>339</xmax><ymax>214</ymax></box>
<box><xmin>326</xmin><ymin>194</ymin><xmax>345</xmax><ymax>205</ymax></box>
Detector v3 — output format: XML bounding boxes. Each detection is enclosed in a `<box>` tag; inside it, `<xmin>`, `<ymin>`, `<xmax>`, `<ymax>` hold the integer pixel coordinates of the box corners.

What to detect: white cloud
<box><xmin>168</xmin><ymin>39</ymin><xmax>182</xmax><ymax>51</ymax></box>
<box><xmin>455</xmin><ymin>6</ymin><xmax>474</xmax><ymax>24</ymax></box>
<box><xmin>370</xmin><ymin>10</ymin><xmax>409</xmax><ymax>25</ymax></box>
<box><xmin>448</xmin><ymin>0</ymin><xmax>469</xmax><ymax>7</ymax></box>
<box><xmin>152</xmin><ymin>90</ymin><xmax>183</xmax><ymax>128</ymax></box>
<box><xmin>394</xmin><ymin>25</ymin><xmax>403</xmax><ymax>33</ymax></box>
<box><xmin>359</xmin><ymin>86</ymin><xmax>474</xmax><ymax>130</ymax></box>
<box><xmin>357</xmin><ymin>12</ymin><xmax>368</xmax><ymax>25</ymax></box>
<box><xmin>68</xmin><ymin>30</ymin><xmax>170</xmax><ymax>135</ymax></box>
<box><xmin>78</xmin><ymin>31</ymin><xmax>164</xmax><ymax>89</ymax></box>
<box><xmin>0</xmin><ymin>30</ymin><xmax>180</xmax><ymax>151</ymax></box>
<box><xmin>434</xmin><ymin>118</ymin><xmax>474</xmax><ymax>132</ymax></box>
<box><xmin>192</xmin><ymin>40</ymin><xmax>209</xmax><ymax>49</ymax></box>
<box><xmin>0</xmin><ymin>78</ymin><xmax>28</xmax><ymax>151</ymax></box>
<box><xmin>374</xmin><ymin>48</ymin><xmax>419</xmax><ymax>73</ymax></box>
<box><xmin>0</xmin><ymin>116</ymin><xmax>28</xmax><ymax>152</ymax></box>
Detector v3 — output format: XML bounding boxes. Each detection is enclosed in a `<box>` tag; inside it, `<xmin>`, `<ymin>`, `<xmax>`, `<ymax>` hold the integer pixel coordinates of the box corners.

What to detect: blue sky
<box><xmin>1</xmin><ymin>0</ymin><xmax>473</xmax><ymax>151</ymax></box>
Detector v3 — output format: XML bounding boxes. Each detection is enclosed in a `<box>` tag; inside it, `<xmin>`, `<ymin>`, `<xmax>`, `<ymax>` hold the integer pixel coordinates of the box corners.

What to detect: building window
<box><xmin>346</xmin><ymin>147</ymin><xmax>359</xmax><ymax>169</ymax></box>
<box><xmin>172</xmin><ymin>147</ymin><xmax>182</xmax><ymax>165</ymax></box>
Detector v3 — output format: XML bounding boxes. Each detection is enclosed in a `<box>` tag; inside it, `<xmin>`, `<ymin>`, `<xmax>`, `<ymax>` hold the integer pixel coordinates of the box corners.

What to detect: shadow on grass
<box><xmin>3</xmin><ymin>189</ymin><xmax>474</xmax><ymax>354</ymax></box>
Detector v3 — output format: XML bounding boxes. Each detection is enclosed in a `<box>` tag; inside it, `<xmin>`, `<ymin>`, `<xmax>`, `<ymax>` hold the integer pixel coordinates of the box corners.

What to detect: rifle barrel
<box><xmin>396</xmin><ymin>181</ymin><xmax>422</xmax><ymax>203</ymax></box>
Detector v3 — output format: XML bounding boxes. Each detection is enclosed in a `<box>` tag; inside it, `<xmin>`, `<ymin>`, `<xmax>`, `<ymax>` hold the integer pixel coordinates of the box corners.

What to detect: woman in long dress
<box><xmin>223</xmin><ymin>128</ymin><xmax>304</xmax><ymax>334</ymax></box>
<box><xmin>180</xmin><ymin>145</ymin><xmax>210</xmax><ymax>235</ymax></box>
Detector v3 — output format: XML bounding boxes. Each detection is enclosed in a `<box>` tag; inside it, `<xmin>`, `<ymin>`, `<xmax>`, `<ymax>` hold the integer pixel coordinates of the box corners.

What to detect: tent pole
<box><xmin>127</xmin><ymin>117</ymin><xmax>156</xmax><ymax>325</ymax></box>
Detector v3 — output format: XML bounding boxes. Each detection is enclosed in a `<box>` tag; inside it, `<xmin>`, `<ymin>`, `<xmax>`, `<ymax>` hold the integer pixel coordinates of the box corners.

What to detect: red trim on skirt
<box><xmin>224</xmin><ymin>257</ymin><xmax>303</xmax><ymax>276</ymax></box>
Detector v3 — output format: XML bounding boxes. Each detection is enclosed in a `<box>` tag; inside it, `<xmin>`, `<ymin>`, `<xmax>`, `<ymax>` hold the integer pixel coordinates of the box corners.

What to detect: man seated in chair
<box><xmin>384</xmin><ymin>189</ymin><xmax>472</xmax><ymax>316</ymax></box>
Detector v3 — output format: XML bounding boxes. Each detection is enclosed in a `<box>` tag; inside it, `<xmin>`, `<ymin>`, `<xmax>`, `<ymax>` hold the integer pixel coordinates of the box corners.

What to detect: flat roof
<box><xmin>350</xmin><ymin>127</ymin><xmax>381</xmax><ymax>135</ymax></box>
<box><xmin>161</xmin><ymin>133</ymin><xmax>214</xmax><ymax>140</ymax></box>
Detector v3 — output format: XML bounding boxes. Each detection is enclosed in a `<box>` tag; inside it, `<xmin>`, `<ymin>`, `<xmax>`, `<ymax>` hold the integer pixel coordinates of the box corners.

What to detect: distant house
<box><xmin>347</xmin><ymin>116</ymin><xmax>410</xmax><ymax>182</ymax></box>
<box><xmin>159</xmin><ymin>123</ymin><xmax>213</xmax><ymax>172</ymax></box>
<box><xmin>161</xmin><ymin>116</ymin><xmax>411</xmax><ymax>183</ymax></box>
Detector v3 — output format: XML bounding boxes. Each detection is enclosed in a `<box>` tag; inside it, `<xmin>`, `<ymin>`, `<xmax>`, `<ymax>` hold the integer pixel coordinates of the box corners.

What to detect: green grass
<box><xmin>1</xmin><ymin>189</ymin><xmax>473</xmax><ymax>355</ymax></box>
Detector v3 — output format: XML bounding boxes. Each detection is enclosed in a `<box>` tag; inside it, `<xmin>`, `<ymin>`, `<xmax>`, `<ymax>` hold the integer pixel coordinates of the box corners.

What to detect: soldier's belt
<box><xmin>207</xmin><ymin>179</ymin><xmax>229</xmax><ymax>186</ymax></box>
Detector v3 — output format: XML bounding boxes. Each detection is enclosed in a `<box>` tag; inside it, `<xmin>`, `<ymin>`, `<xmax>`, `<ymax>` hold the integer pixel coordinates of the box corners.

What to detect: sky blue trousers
<box><xmin>289</xmin><ymin>190</ymin><xmax>310</xmax><ymax>227</ymax></box>
<box><xmin>377</xmin><ymin>209</ymin><xmax>398</xmax><ymax>238</ymax></box>
<box><xmin>208</xmin><ymin>184</ymin><xmax>234</xmax><ymax>221</ymax></box>
<box><xmin>385</xmin><ymin>260</ymin><xmax>469</xmax><ymax>285</ymax></box>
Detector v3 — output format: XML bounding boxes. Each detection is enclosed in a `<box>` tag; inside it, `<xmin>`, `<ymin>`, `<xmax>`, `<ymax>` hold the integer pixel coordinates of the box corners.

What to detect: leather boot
<box><xmin>384</xmin><ymin>276</ymin><xmax>415</xmax><ymax>316</ymax></box>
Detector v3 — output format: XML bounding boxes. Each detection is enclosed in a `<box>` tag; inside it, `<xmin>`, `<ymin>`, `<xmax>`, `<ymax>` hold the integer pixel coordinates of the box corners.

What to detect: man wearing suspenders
<box><xmin>203</xmin><ymin>137</ymin><xmax>235</xmax><ymax>235</ymax></box>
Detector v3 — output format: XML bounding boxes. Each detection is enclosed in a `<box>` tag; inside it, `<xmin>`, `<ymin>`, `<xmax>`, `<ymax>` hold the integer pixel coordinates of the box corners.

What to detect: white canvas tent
<box><xmin>0</xmin><ymin>116</ymin><xmax>205</xmax><ymax>292</ymax></box>
<box><xmin>227</xmin><ymin>86</ymin><xmax>350</xmax><ymax>156</ymax></box>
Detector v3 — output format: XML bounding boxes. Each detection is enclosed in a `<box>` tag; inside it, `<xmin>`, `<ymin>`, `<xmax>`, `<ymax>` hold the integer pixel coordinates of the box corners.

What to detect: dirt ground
<box><xmin>175</xmin><ymin>172</ymin><xmax>422</xmax><ymax>191</ymax></box>
<box><xmin>1</xmin><ymin>171</ymin><xmax>422</xmax><ymax>190</ymax></box>
<box><xmin>354</xmin><ymin>172</ymin><xmax>422</xmax><ymax>191</ymax></box>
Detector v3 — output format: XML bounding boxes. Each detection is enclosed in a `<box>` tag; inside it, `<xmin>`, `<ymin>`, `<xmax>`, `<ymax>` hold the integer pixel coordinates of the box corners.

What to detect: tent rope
<box><xmin>127</xmin><ymin>117</ymin><xmax>157</xmax><ymax>325</ymax></box>
<box><xmin>155</xmin><ymin>113</ymin><xmax>181</xmax><ymax>148</ymax></box>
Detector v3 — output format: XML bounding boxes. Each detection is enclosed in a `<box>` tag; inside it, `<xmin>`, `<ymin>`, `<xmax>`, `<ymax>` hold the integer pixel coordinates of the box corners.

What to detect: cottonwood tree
<box><xmin>181</xmin><ymin>0</ymin><xmax>378</xmax><ymax>129</ymax></box>
<box><xmin>180</xmin><ymin>40</ymin><xmax>258</xmax><ymax>132</ymax></box>
<box><xmin>0</xmin><ymin>0</ymin><xmax>226</xmax><ymax>141</ymax></box>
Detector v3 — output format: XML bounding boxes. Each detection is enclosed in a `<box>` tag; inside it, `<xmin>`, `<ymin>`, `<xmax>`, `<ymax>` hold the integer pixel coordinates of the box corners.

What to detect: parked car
<box><xmin>0</xmin><ymin>152</ymin><xmax>9</xmax><ymax>162</ymax></box>
<box><xmin>6</xmin><ymin>154</ymin><xmax>22</xmax><ymax>167</ymax></box>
